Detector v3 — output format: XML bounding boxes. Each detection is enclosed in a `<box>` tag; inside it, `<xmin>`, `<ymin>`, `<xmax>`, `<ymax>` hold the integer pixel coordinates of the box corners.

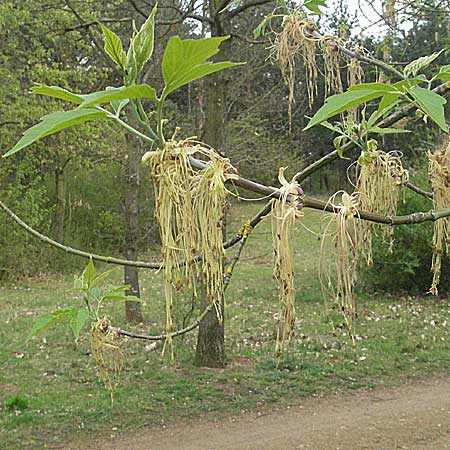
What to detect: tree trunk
<box><xmin>194</xmin><ymin>299</ymin><xmax>226</xmax><ymax>367</ymax></box>
<box><xmin>52</xmin><ymin>168</ymin><xmax>66</xmax><ymax>243</ymax></box>
<box><xmin>124</xmin><ymin>112</ymin><xmax>144</xmax><ymax>323</ymax></box>
<box><xmin>194</xmin><ymin>7</ymin><xmax>231</xmax><ymax>367</ymax></box>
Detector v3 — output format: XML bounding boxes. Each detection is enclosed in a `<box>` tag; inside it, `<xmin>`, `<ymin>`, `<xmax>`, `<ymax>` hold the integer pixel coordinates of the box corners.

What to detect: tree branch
<box><xmin>309</xmin><ymin>29</ymin><xmax>405</xmax><ymax>80</ymax></box>
<box><xmin>227</xmin><ymin>0</ymin><xmax>274</xmax><ymax>18</ymax></box>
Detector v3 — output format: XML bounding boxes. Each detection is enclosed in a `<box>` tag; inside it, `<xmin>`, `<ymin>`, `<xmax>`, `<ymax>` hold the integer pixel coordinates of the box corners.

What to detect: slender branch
<box><xmin>227</xmin><ymin>0</ymin><xmax>274</xmax><ymax>17</ymax></box>
<box><xmin>0</xmin><ymin>199</ymin><xmax>163</xmax><ymax>269</ymax></box>
<box><xmin>296</xmin><ymin>82</ymin><xmax>450</xmax><ymax>183</ymax></box>
<box><xmin>64</xmin><ymin>0</ymin><xmax>120</xmax><ymax>75</ymax></box>
<box><xmin>406</xmin><ymin>181</ymin><xmax>433</xmax><ymax>200</ymax></box>
<box><xmin>310</xmin><ymin>29</ymin><xmax>405</xmax><ymax>80</ymax></box>
<box><xmin>0</xmin><ymin>197</ymin><xmax>269</xmax><ymax>269</ymax></box>
<box><xmin>51</xmin><ymin>18</ymin><xmax>132</xmax><ymax>35</ymax></box>
<box><xmin>302</xmin><ymin>196</ymin><xmax>450</xmax><ymax>225</ymax></box>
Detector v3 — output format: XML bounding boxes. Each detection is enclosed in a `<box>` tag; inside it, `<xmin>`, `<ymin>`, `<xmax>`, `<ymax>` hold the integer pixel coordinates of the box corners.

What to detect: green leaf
<box><xmin>70</xmin><ymin>309</ymin><xmax>89</xmax><ymax>340</ymax></box>
<box><xmin>32</xmin><ymin>85</ymin><xmax>85</xmax><ymax>104</ymax></box>
<box><xmin>432</xmin><ymin>64</ymin><xmax>450</xmax><ymax>82</ymax></box>
<box><xmin>82</xmin><ymin>259</ymin><xmax>95</xmax><ymax>288</ymax></box>
<box><xmin>403</xmin><ymin>49</ymin><xmax>445</xmax><ymax>78</ymax></box>
<box><xmin>90</xmin><ymin>269</ymin><xmax>114</xmax><ymax>289</ymax></box>
<box><xmin>79</xmin><ymin>85</ymin><xmax>158</xmax><ymax>108</ymax></box>
<box><xmin>129</xmin><ymin>4</ymin><xmax>157</xmax><ymax>74</ymax></box>
<box><xmin>408</xmin><ymin>86</ymin><xmax>447</xmax><ymax>132</ymax></box>
<box><xmin>253</xmin><ymin>15</ymin><xmax>275</xmax><ymax>39</ymax></box>
<box><xmin>304</xmin><ymin>0</ymin><xmax>327</xmax><ymax>15</ymax></box>
<box><xmin>219</xmin><ymin>0</ymin><xmax>242</xmax><ymax>13</ymax></box>
<box><xmin>304</xmin><ymin>89</ymin><xmax>385</xmax><ymax>130</ymax></box>
<box><xmin>103</xmin><ymin>294</ymin><xmax>142</xmax><ymax>302</ymax></box>
<box><xmin>161</xmin><ymin>36</ymin><xmax>244</xmax><ymax>98</ymax></box>
<box><xmin>3</xmin><ymin>109</ymin><xmax>107</xmax><ymax>157</ymax></box>
<box><xmin>370</xmin><ymin>127</ymin><xmax>411</xmax><ymax>135</ymax></box>
<box><xmin>27</xmin><ymin>310</ymin><xmax>73</xmax><ymax>340</ymax></box>
<box><xmin>105</xmin><ymin>284</ymin><xmax>131</xmax><ymax>295</ymax></box>
<box><xmin>348</xmin><ymin>82</ymin><xmax>399</xmax><ymax>94</ymax></box>
<box><xmin>100</xmin><ymin>23</ymin><xmax>126</xmax><ymax>70</ymax></box>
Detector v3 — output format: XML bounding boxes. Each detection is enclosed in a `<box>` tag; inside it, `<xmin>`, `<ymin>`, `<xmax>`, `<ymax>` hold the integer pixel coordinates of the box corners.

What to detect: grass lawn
<box><xmin>1</xmin><ymin>202</ymin><xmax>449</xmax><ymax>449</ymax></box>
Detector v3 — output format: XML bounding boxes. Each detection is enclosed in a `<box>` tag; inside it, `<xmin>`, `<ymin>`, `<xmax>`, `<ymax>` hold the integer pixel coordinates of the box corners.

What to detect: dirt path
<box><xmin>76</xmin><ymin>377</ymin><xmax>450</xmax><ymax>450</ymax></box>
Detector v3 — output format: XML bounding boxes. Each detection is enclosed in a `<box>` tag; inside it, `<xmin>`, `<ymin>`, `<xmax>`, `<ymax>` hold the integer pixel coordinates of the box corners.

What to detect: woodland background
<box><xmin>0</xmin><ymin>0</ymin><xmax>449</xmax><ymax>293</ymax></box>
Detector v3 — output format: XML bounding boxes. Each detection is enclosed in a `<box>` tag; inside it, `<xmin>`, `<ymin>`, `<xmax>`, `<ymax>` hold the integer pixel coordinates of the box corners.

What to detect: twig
<box><xmin>406</xmin><ymin>181</ymin><xmax>433</xmax><ymax>200</ymax></box>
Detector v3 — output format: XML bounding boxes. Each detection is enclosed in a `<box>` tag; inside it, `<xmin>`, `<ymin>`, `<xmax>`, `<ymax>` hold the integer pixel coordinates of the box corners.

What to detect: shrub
<box><xmin>362</xmin><ymin>188</ymin><xmax>450</xmax><ymax>295</ymax></box>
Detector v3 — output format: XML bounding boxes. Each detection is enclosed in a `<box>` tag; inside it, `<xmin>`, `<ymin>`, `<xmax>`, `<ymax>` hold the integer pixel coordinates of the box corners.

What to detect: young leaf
<box><xmin>103</xmin><ymin>294</ymin><xmax>143</xmax><ymax>302</ymax></box>
<box><xmin>253</xmin><ymin>15</ymin><xmax>275</xmax><ymax>39</ymax></box>
<box><xmin>70</xmin><ymin>309</ymin><xmax>89</xmax><ymax>340</ymax></box>
<box><xmin>27</xmin><ymin>310</ymin><xmax>73</xmax><ymax>340</ymax></box>
<box><xmin>408</xmin><ymin>86</ymin><xmax>447</xmax><ymax>132</ymax></box>
<box><xmin>432</xmin><ymin>64</ymin><xmax>450</xmax><ymax>82</ymax></box>
<box><xmin>304</xmin><ymin>0</ymin><xmax>327</xmax><ymax>15</ymax></box>
<box><xmin>3</xmin><ymin>109</ymin><xmax>107</xmax><ymax>157</ymax></box>
<box><xmin>304</xmin><ymin>89</ymin><xmax>385</xmax><ymax>130</ymax></box>
<box><xmin>90</xmin><ymin>269</ymin><xmax>114</xmax><ymax>289</ymax></box>
<box><xmin>161</xmin><ymin>36</ymin><xmax>244</xmax><ymax>98</ymax></box>
<box><xmin>79</xmin><ymin>85</ymin><xmax>158</xmax><ymax>108</ymax></box>
<box><xmin>403</xmin><ymin>49</ymin><xmax>445</xmax><ymax>78</ymax></box>
<box><xmin>348</xmin><ymin>83</ymin><xmax>399</xmax><ymax>94</ymax></box>
<box><xmin>100</xmin><ymin>23</ymin><xmax>126</xmax><ymax>70</ymax></box>
<box><xmin>129</xmin><ymin>4</ymin><xmax>157</xmax><ymax>74</ymax></box>
<box><xmin>82</xmin><ymin>259</ymin><xmax>95</xmax><ymax>288</ymax></box>
<box><xmin>32</xmin><ymin>85</ymin><xmax>85</xmax><ymax>104</ymax></box>
<box><xmin>370</xmin><ymin>127</ymin><xmax>411</xmax><ymax>135</ymax></box>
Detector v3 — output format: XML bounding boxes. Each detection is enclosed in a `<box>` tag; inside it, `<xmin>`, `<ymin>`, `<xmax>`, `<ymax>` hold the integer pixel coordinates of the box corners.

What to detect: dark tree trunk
<box><xmin>193</xmin><ymin>6</ymin><xmax>231</xmax><ymax>367</ymax></box>
<box><xmin>124</xmin><ymin>112</ymin><xmax>144</xmax><ymax>323</ymax></box>
<box><xmin>52</xmin><ymin>167</ymin><xmax>66</xmax><ymax>243</ymax></box>
<box><xmin>194</xmin><ymin>300</ymin><xmax>226</xmax><ymax>367</ymax></box>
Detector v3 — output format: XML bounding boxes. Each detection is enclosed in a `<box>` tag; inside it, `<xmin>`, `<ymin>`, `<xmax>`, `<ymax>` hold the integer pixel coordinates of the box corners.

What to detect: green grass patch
<box><xmin>0</xmin><ymin>203</ymin><xmax>449</xmax><ymax>449</ymax></box>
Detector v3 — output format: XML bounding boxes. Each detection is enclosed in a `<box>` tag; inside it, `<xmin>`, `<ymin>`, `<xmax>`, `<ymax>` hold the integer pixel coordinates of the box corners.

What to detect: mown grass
<box><xmin>1</xmin><ymin>202</ymin><xmax>449</xmax><ymax>449</ymax></box>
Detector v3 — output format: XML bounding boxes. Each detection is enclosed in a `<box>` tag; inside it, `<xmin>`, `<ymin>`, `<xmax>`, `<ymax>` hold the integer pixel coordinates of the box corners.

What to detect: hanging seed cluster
<box><xmin>274</xmin><ymin>14</ymin><xmax>318</xmax><ymax>123</ymax></box>
<box><xmin>194</xmin><ymin>153</ymin><xmax>235</xmax><ymax>321</ymax></box>
<box><xmin>144</xmin><ymin>137</ymin><xmax>235</xmax><ymax>356</ymax></box>
<box><xmin>274</xmin><ymin>12</ymin><xmax>375</xmax><ymax>126</ymax></box>
<box><xmin>320</xmin><ymin>37</ymin><xmax>343</xmax><ymax>97</ymax></box>
<box><xmin>356</xmin><ymin>149</ymin><xmax>409</xmax><ymax>266</ymax></box>
<box><xmin>429</xmin><ymin>139</ymin><xmax>450</xmax><ymax>295</ymax></box>
<box><xmin>347</xmin><ymin>58</ymin><xmax>364</xmax><ymax>118</ymax></box>
<box><xmin>320</xmin><ymin>192</ymin><xmax>360</xmax><ymax>341</ymax></box>
<box><xmin>90</xmin><ymin>319</ymin><xmax>122</xmax><ymax>396</ymax></box>
<box><xmin>272</xmin><ymin>168</ymin><xmax>303</xmax><ymax>357</ymax></box>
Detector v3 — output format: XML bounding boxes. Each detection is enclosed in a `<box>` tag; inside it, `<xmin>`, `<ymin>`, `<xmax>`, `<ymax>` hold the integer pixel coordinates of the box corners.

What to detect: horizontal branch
<box><xmin>0</xmin><ymin>197</ymin><xmax>268</xmax><ymax>270</ymax></box>
<box><xmin>303</xmin><ymin>196</ymin><xmax>450</xmax><ymax>225</ymax></box>
<box><xmin>0</xmin><ymin>200</ymin><xmax>163</xmax><ymax>269</ymax></box>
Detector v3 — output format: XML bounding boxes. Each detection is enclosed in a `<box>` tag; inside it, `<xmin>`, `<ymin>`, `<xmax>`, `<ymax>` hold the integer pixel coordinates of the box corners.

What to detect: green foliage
<box><xmin>3</xmin><ymin>394</ymin><xmax>28</xmax><ymax>412</ymax></box>
<box><xmin>27</xmin><ymin>261</ymin><xmax>139</xmax><ymax>341</ymax></box>
<box><xmin>305</xmin><ymin>75</ymin><xmax>448</xmax><ymax>134</ymax></box>
<box><xmin>79</xmin><ymin>85</ymin><xmax>158</xmax><ymax>108</ymax></box>
<box><xmin>127</xmin><ymin>5</ymin><xmax>157</xmax><ymax>77</ymax></box>
<box><xmin>403</xmin><ymin>49</ymin><xmax>445</xmax><ymax>78</ymax></box>
<box><xmin>100</xmin><ymin>23</ymin><xmax>127</xmax><ymax>71</ymax></box>
<box><xmin>362</xmin><ymin>189</ymin><xmax>450</xmax><ymax>294</ymax></box>
<box><xmin>407</xmin><ymin>86</ymin><xmax>447</xmax><ymax>132</ymax></box>
<box><xmin>161</xmin><ymin>36</ymin><xmax>244</xmax><ymax>99</ymax></box>
<box><xmin>3</xmin><ymin>109</ymin><xmax>108</xmax><ymax>157</ymax></box>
